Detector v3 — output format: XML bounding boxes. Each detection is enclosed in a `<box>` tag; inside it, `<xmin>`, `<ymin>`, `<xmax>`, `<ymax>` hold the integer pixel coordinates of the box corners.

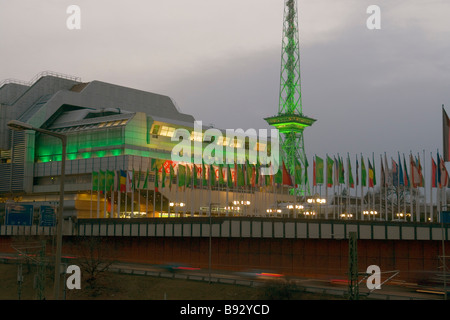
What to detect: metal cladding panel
<box><xmin>402</xmin><ymin>226</ymin><xmax>415</xmax><ymax>240</ymax></box>
<box><xmin>211</xmin><ymin>223</ymin><xmax>220</xmax><ymax>237</ymax></box>
<box><xmin>333</xmin><ymin>224</ymin><xmax>345</xmax><ymax>239</ymax></box>
<box><xmin>297</xmin><ymin>223</ymin><xmax>307</xmax><ymax>238</ymax></box>
<box><xmin>252</xmin><ymin>221</ymin><xmax>261</xmax><ymax>238</ymax></box>
<box><xmin>373</xmin><ymin>225</ymin><xmax>385</xmax><ymax>239</ymax></box>
<box><xmin>241</xmin><ymin>221</ymin><xmax>250</xmax><ymax>237</ymax></box>
<box><xmin>285</xmin><ymin>222</ymin><xmax>295</xmax><ymax>238</ymax></box>
<box><xmin>308</xmin><ymin>223</ymin><xmax>319</xmax><ymax>238</ymax></box>
<box><xmin>263</xmin><ymin>221</ymin><xmax>272</xmax><ymax>238</ymax></box>
<box><xmin>173</xmin><ymin>224</ymin><xmax>182</xmax><ymax>237</ymax></box>
<box><xmin>274</xmin><ymin>222</ymin><xmax>284</xmax><ymax>238</ymax></box>
<box><xmin>165</xmin><ymin>223</ymin><xmax>173</xmax><ymax>237</ymax></box>
<box><xmin>221</xmin><ymin>220</ymin><xmax>230</xmax><ymax>237</ymax></box>
<box><xmin>231</xmin><ymin>221</ymin><xmax>240</xmax><ymax>237</ymax></box>
<box><xmin>156</xmin><ymin>223</ymin><xmax>164</xmax><ymax>237</ymax></box>
<box><xmin>320</xmin><ymin>223</ymin><xmax>332</xmax><ymax>239</ymax></box>
<box><xmin>387</xmin><ymin>226</ymin><xmax>400</xmax><ymax>239</ymax></box>
<box><xmin>416</xmin><ymin>227</ymin><xmax>429</xmax><ymax>240</ymax></box>
<box><xmin>346</xmin><ymin>224</ymin><xmax>358</xmax><ymax>236</ymax></box>
<box><xmin>192</xmin><ymin>224</ymin><xmax>200</xmax><ymax>237</ymax></box>
<box><xmin>359</xmin><ymin>225</ymin><xmax>371</xmax><ymax>239</ymax></box>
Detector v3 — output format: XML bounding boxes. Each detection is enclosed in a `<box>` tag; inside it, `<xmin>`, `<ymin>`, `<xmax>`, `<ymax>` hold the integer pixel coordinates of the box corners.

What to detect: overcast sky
<box><xmin>1</xmin><ymin>0</ymin><xmax>450</xmax><ymax>172</ymax></box>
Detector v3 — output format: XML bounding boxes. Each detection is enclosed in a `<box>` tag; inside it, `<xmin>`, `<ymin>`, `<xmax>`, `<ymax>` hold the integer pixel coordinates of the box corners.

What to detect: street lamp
<box><xmin>8</xmin><ymin>119</ymin><xmax>67</xmax><ymax>300</ymax></box>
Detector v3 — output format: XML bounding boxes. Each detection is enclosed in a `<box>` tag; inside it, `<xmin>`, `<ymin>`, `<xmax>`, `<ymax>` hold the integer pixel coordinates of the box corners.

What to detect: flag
<box><xmin>92</xmin><ymin>171</ymin><xmax>99</xmax><ymax>192</ymax></box>
<box><xmin>347</xmin><ymin>155</ymin><xmax>354</xmax><ymax>188</ymax></box>
<box><xmin>372</xmin><ymin>154</ymin><xmax>377</xmax><ymax>186</ymax></box>
<box><xmin>368</xmin><ymin>159</ymin><xmax>374</xmax><ymax>188</ymax></box>
<box><xmin>356</xmin><ymin>157</ymin><xmax>359</xmax><ymax>186</ymax></box>
<box><xmin>237</xmin><ymin>163</ymin><xmax>245</xmax><ymax>187</ymax></box>
<box><xmin>333</xmin><ymin>157</ymin><xmax>339</xmax><ymax>186</ymax></box>
<box><xmin>161</xmin><ymin>164</ymin><xmax>166</xmax><ymax>189</ymax></box>
<box><xmin>99</xmin><ymin>170</ymin><xmax>105</xmax><ymax>193</ymax></box>
<box><xmin>294</xmin><ymin>158</ymin><xmax>302</xmax><ymax>187</ymax></box>
<box><xmin>338</xmin><ymin>156</ymin><xmax>345</xmax><ymax>184</ymax></box>
<box><xmin>327</xmin><ymin>156</ymin><xmax>333</xmax><ymax>187</ymax></box>
<box><xmin>443</xmin><ymin>106</ymin><xmax>450</xmax><ymax>161</ymax></box>
<box><xmin>219</xmin><ymin>164</ymin><xmax>225</xmax><ymax>185</ymax></box>
<box><xmin>398</xmin><ymin>154</ymin><xmax>404</xmax><ymax>186</ymax></box>
<box><xmin>142</xmin><ymin>166</ymin><xmax>150</xmax><ymax>189</ymax></box>
<box><xmin>274</xmin><ymin>162</ymin><xmax>283</xmax><ymax>185</ymax></box>
<box><xmin>432</xmin><ymin>156</ymin><xmax>437</xmax><ymax>188</ymax></box>
<box><xmin>169</xmin><ymin>163</ymin><xmax>174</xmax><ymax>190</ymax></box>
<box><xmin>384</xmin><ymin>154</ymin><xmax>391</xmax><ymax>186</ymax></box>
<box><xmin>120</xmin><ymin>170</ymin><xmax>127</xmax><ymax>192</ymax></box>
<box><xmin>416</xmin><ymin>156</ymin><xmax>424</xmax><ymax>187</ymax></box>
<box><xmin>202</xmin><ymin>162</ymin><xmax>208</xmax><ymax>187</ymax></box>
<box><xmin>178</xmin><ymin>164</ymin><xmax>186</xmax><ymax>188</ymax></box>
<box><xmin>380</xmin><ymin>155</ymin><xmax>385</xmax><ymax>187</ymax></box>
<box><xmin>410</xmin><ymin>154</ymin><xmax>420</xmax><ymax>188</ymax></box>
<box><xmin>392</xmin><ymin>158</ymin><xmax>398</xmax><ymax>187</ymax></box>
<box><xmin>440</xmin><ymin>155</ymin><xmax>449</xmax><ymax>188</ymax></box>
<box><xmin>186</xmin><ymin>164</ymin><xmax>192</xmax><ymax>188</ymax></box>
<box><xmin>193</xmin><ymin>165</ymin><xmax>198</xmax><ymax>187</ymax></box>
<box><xmin>313</xmin><ymin>157</ymin><xmax>316</xmax><ymax>187</ymax></box>
<box><xmin>282</xmin><ymin>161</ymin><xmax>293</xmax><ymax>186</ymax></box>
<box><xmin>227</xmin><ymin>164</ymin><xmax>233</xmax><ymax>188</ymax></box>
<box><xmin>106</xmin><ymin>170</ymin><xmax>115</xmax><ymax>191</ymax></box>
<box><xmin>361</xmin><ymin>156</ymin><xmax>367</xmax><ymax>187</ymax></box>
<box><xmin>210</xmin><ymin>164</ymin><xmax>216</xmax><ymax>186</ymax></box>
<box><xmin>403</xmin><ymin>154</ymin><xmax>410</xmax><ymax>187</ymax></box>
<box><xmin>154</xmin><ymin>166</ymin><xmax>159</xmax><ymax>192</ymax></box>
<box><xmin>316</xmin><ymin>156</ymin><xmax>324</xmax><ymax>185</ymax></box>
<box><xmin>246</xmin><ymin>160</ymin><xmax>253</xmax><ymax>187</ymax></box>
<box><xmin>304</xmin><ymin>156</ymin><xmax>309</xmax><ymax>185</ymax></box>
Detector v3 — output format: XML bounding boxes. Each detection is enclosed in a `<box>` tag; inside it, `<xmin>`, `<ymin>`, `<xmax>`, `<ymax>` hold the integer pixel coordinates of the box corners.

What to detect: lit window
<box><xmin>190</xmin><ymin>131</ymin><xmax>203</xmax><ymax>142</ymax></box>
<box><xmin>160</xmin><ymin>126</ymin><xmax>175</xmax><ymax>137</ymax></box>
<box><xmin>151</xmin><ymin>124</ymin><xmax>160</xmax><ymax>135</ymax></box>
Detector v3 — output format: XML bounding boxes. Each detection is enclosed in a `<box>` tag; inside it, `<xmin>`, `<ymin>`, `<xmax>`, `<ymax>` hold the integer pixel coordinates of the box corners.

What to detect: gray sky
<box><xmin>1</xmin><ymin>0</ymin><xmax>450</xmax><ymax>171</ymax></box>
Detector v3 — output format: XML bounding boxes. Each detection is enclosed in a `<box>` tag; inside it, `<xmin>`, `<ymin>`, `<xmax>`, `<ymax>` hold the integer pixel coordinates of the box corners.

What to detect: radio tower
<box><xmin>265</xmin><ymin>0</ymin><xmax>316</xmax><ymax>196</ymax></box>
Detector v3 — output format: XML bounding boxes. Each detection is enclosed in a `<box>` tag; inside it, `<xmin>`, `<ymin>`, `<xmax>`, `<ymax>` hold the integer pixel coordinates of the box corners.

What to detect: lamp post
<box><xmin>8</xmin><ymin>120</ymin><xmax>67</xmax><ymax>300</ymax></box>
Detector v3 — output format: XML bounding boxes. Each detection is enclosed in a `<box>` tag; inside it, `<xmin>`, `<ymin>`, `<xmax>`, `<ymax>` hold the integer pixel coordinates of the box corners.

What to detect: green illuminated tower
<box><xmin>265</xmin><ymin>0</ymin><xmax>316</xmax><ymax>196</ymax></box>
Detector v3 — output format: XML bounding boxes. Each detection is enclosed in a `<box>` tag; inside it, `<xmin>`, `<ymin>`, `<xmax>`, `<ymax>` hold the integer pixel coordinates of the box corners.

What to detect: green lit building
<box><xmin>0</xmin><ymin>72</ymin><xmax>294</xmax><ymax>220</ymax></box>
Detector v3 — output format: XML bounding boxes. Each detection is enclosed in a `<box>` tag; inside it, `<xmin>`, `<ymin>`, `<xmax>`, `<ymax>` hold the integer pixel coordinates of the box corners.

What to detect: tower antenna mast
<box><xmin>265</xmin><ymin>0</ymin><xmax>316</xmax><ymax>196</ymax></box>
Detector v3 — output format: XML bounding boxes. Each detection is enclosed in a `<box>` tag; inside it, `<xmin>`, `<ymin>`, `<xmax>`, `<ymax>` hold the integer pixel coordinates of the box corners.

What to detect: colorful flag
<box><xmin>368</xmin><ymin>159</ymin><xmax>374</xmax><ymax>188</ymax></box>
<box><xmin>392</xmin><ymin>158</ymin><xmax>398</xmax><ymax>187</ymax></box>
<box><xmin>416</xmin><ymin>156</ymin><xmax>424</xmax><ymax>187</ymax></box>
<box><xmin>106</xmin><ymin>170</ymin><xmax>115</xmax><ymax>191</ymax></box>
<box><xmin>361</xmin><ymin>156</ymin><xmax>367</xmax><ymax>187</ymax></box>
<box><xmin>120</xmin><ymin>170</ymin><xmax>127</xmax><ymax>192</ymax></box>
<box><xmin>219</xmin><ymin>164</ymin><xmax>225</xmax><ymax>185</ymax></box>
<box><xmin>161</xmin><ymin>164</ymin><xmax>166</xmax><ymax>189</ymax></box>
<box><xmin>432</xmin><ymin>156</ymin><xmax>437</xmax><ymax>188</ymax></box>
<box><xmin>142</xmin><ymin>166</ymin><xmax>150</xmax><ymax>190</ymax></box>
<box><xmin>282</xmin><ymin>161</ymin><xmax>293</xmax><ymax>186</ymax></box>
<box><xmin>154</xmin><ymin>166</ymin><xmax>159</xmax><ymax>192</ymax></box>
<box><xmin>402</xmin><ymin>154</ymin><xmax>410</xmax><ymax>187</ymax></box>
<box><xmin>316</xmin><ymin>156</ymin><xmax>324</xmax><ymax>185</ymax></box>
<box><xmin>227</xmin><ymin>164</ymin><xmax>233</xmax><ymax>188</ymax></box>
<box><xmin>99</xmin><ymin>170</ymin><xmax>105</xmax><ymax>193</ymax></box>
<box><xmin>186</xmin><ymin>164</ymin><xmax>192</xmax><ymax>188</ymax></box>
<box><xmin>92</xmin><ymin>171</ymin><xmax>99</xmax><ymax>192</ymax></box>
<box><xmin>443</xmin><ymin>106</ymin><xmax>450</xmax><ymax>161</ymax></box>
<box><xmin>210</xmin><ymin>164</ymin><xmax>216</xmax><ymax>186</ymax></box>
<box><xmin>440</xmin><ymin>155</ymin><xmax>449</xmax><ymax>188</ymax></box>
<box><xmin>338</xmin><ymin>156</ymin><xmax>345</xmax><ymax>184</ymax></box>
<box><xmin>178</xmin><ymin>164</ymin><xmax>186</xmax><ymax>188</ymax></box>
<box><xmin>313</xmin><ymin>157</ymin><xmax>316</xmax><ymax>187</ymax></box>
<box><xmin>295</xmin><ymin>158</ymin><xmax>302</xmax><ymax>187</ymax></box>
<box><xmin>410</xmin><ymin>154</ymin><xmax>419</xmax><ymax>188</ymax></box>
<box><xmin>327</xmin><ymin>156</ymin><xmax>333</xmax><ymax>187</ymax></box>
<box><xmin>347</xmin><ymin>155</ymin><xmax>354</xmax><ymax>188</ymax></box>
<box><xmin>398</xmin><ymin>154</ymin><xmax>404</xmax><ymax>186</ymax></box>
<box><xmin>380</xmin><ymin>155</ymin><xmax>385</xmax><ymax>187</ymax></box>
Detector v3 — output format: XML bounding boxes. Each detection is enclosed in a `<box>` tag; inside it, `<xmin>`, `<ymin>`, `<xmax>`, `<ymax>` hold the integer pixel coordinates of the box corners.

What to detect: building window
<box><xmin>160</xmin><ymin>126</ymin><xmax>175</xmax><ymax>137</ymax></box>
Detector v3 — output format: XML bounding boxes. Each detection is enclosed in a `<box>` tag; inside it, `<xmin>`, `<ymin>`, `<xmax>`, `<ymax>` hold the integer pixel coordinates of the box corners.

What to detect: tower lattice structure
<box><xmin>265</xmin><ymin>0</ymin><xmax>316</xmax><ymax>196</ymax></box>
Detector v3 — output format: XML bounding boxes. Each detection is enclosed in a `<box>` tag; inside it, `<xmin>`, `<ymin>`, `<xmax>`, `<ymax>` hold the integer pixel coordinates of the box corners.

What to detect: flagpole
<box><xmin>423</xmin><ymin>149</ymin><xmax>427</xmax><ymax>222</ymax></box>
<box><xmin>430</xmin><ymin>152</ymin><xmax>434</xmax><ymax>222</ymax></box>
<box><xmin>360</xmin><ymin>154</ymin><xmax>363</xmax><ymax>221</ymax></box>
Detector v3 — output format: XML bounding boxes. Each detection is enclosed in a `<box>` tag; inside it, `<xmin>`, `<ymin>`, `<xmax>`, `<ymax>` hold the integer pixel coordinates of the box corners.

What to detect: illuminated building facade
<box><xmin>0</xmin><ymin>72</ymin><xmax>295</xmax><ymax>220</ymax></box>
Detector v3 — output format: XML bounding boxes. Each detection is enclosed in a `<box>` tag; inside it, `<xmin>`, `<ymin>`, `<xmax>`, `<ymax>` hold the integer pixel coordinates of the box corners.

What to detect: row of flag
<box><xmin>91</xmin><ymin>151</ymin><xmax>449</xmax><ymax>194</ymax></box>
<box><xmin>311</xmin><ymin>152</ymin><xmax>449</xmax><ymax>190</ymax></box>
